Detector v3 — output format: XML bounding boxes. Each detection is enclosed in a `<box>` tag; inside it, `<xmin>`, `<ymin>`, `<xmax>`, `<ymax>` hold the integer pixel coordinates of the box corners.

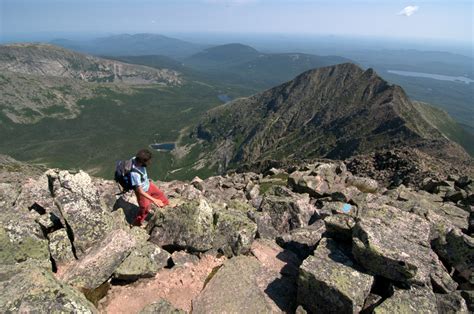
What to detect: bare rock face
<box><xmin>298</xmin><ymin>238</ymin><xmax>374</xmax><ymax>313</ymax></box>
<box><xmin>0</xmin><ymin>261</ymin><xmax>96</xmax><ymax>313</ymax></box>
<box><xmin>139</xmin><ymin>299</ymin><xmax>186</xmax><ymax>314</ymax></box>
<box><xmin>276</xmin><ymin>220</ymin><xmax>326</xmax><ymax>259</ymax></box>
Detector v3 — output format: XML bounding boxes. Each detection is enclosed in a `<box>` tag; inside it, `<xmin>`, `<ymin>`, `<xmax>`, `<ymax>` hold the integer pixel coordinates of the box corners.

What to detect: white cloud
<box><xmin>398</xmin><ymin>5</ymin><xmax>419</xmax><ymax>17</ymax></box>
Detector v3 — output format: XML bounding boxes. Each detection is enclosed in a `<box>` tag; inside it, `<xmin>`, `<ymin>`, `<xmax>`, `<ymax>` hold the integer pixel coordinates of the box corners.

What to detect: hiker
<box><xmin>130</xmin><ymin>149</ymin><xmax>169</xmax><ymax>226</ymax></box>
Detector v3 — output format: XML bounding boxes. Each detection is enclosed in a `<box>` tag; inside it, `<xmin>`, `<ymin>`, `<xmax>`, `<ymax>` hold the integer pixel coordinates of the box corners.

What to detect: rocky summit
<box><xmin>0</xmin><ymin>154</ymin><xmax>472</xmax><ymax>313</ymax></box>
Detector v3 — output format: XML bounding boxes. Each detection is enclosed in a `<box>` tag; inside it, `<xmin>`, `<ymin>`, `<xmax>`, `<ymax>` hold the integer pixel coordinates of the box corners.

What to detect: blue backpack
<box><xmin>114</xmin><ymin>159</ymin><xmax>143</xmax><ymax>193</ymax></box>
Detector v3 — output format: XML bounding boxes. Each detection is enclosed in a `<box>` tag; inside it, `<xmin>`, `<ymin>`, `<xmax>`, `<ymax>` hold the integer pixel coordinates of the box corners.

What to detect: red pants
<box><xmin>134</xmin><ymin>181</ymin><xmax>169</xmax><ymax>225</ymax></box>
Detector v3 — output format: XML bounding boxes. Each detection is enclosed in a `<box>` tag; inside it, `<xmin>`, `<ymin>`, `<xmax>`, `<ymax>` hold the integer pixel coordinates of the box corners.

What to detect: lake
<box><xmin>217</xmin><ymin>94</ymin><xmax>232</xmax><ymax>103</ymax></box>
<box><xmin>387</xmin><ymin>70</ymin><xmax>474</xmax><ymax>84</ymax></box>
<box><xmin>149</xmin><ymin>143</ymin><xmax>175</xmax><ymax>151</ymax></box>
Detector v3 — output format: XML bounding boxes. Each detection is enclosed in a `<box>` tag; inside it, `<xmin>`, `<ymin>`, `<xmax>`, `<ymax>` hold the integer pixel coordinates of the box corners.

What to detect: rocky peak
<box><xmin>194</xmin><ymin>62</ymin><xmax>470</xmax><ymax>173</ymax></box>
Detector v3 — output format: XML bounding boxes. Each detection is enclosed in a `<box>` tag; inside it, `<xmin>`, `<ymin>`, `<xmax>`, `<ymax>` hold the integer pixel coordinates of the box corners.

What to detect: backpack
<box><xmin>114</xmin><ymin>159</ymin><xmax>143</xmax><ymax>193</ymax></box>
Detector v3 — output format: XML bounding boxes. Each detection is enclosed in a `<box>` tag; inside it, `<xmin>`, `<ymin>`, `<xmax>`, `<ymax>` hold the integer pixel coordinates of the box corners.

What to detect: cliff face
<box><xmin>195</xmin><ymin>63</ymin><xmax>471</xmax><ymax>171</ymax></box>
<box><xmin>0</xmin><ymin>154</ymin><xmax>472</xmax><ymax>312</ymax></box>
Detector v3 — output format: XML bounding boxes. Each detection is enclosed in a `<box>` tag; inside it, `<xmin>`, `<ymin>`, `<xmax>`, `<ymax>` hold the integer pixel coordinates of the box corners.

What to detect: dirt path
<box><xmin>98</xmin><ymin>254</ymin><xmax>226</xmax><ymax>313</ymax></box>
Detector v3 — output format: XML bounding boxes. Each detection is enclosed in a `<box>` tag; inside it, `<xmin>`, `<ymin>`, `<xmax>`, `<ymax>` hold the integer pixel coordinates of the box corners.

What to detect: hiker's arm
<box><xmin>134</xmin><ymin>187</ymin><xmax>164</xmax><ymax>207</ymax></box>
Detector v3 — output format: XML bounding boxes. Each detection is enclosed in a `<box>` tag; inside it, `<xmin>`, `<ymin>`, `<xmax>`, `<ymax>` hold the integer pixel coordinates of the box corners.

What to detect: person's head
<box><xmin>135</xmin><ymin>149</ymin><xmax>152</xmax><ymax>167</ymax></box>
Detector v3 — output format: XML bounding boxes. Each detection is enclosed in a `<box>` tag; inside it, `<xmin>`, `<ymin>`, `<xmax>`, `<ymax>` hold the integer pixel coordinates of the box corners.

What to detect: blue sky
<box><xmin>1</xmin><ymin>0</ymin><xmax>472</xmax><ymax>43</ymax></box>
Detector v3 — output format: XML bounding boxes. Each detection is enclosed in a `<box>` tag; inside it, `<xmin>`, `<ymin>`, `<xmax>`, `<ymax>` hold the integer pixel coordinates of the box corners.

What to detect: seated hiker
<box><xmin>131</xmin><ymin>149</ymin><xmax>169</xmax><ymax>226</ymax></box>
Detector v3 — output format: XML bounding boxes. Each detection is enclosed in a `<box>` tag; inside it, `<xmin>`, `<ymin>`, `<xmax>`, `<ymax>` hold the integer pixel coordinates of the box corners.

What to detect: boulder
<box><xmin>50</xmin><ymin>170</ymin><xmax>116</xmax><ymax>258</ymax></box>
<box><xmin>288</xmin><ymin>162</ymin><xmax>348</xmax><ymax>197</ymax></box>
<box><xmin>0</xmin><ymin>261</ymin><xmax>96</xmax><ymax>313</ymax></box>
<box><xmin>298</xmin><ymin>238</ymin><xmax>374</xmax><ymax>313</ymax></box>
<box><xmin>0</xmin><ymin>218</ymin><xmax>49</xmax><ymax>266</ymax></box>
<box><xmin>114</xmin><ymin>242</ymin><xmax>170</xmax><ymax>281</ymax></box>
<box><xmin>150</xmin><ymin>198</ymin><xmax>214</xmax><ymax>252</ymax></box>
<box><xmin>192</xmin><ymin>256</ymin><xmax>274</xmax><ymax>313</ymax></box>
<box><xmin>352</xmin><ymin>204</ymin><xmax>457</xmax><ymax>291</ymax></box>
<box><xmin>59</xmin><ymin>229</ymin><xmax>135</xmax><ymax>303</ymax></box>
<box><xmin>324</xmin><ymin>214</ymin><xmax>356</xmax><ymax>241</ymax></box>
<box><xmin>436</xmin><ymin>292</ymin><xmax>469</xmax><ymax>314</ymax></box>
<box><xmin>431</xmin><ymin>228</ymin><xmax>474</xmax><ymax>285</ymax></box>
<box><xmin>48</xmin><ymin>228</ymin><xmax>76</xmax><ymax>265</ymax></box>
<box><xmin>373</xmin><ymin>286</ymin><xmax>437</xmax><ymax>313</ymax></box>
<box><xmin>170</xmin><ymin>251</ymin><xmax>199</xmax><ymax>267</ymax></box>
<box><xmin>251</xmin><ymin>239</ymin><xmax>300</xmax><ymax>277</ymax></box>
<box><xmin>346</xmin><ymin>176</ymin><xmax>378</xmax><ymax>193</ymax></box>
<box><xmin>276</xmin><ymin>220</ymin><xmax>326</xmax><ymax>259</ymax></box>
<box><xmin>257</xmin><ymin>192</ymin><xmax>317</xmax><ymax>236</ymax></box>
<box><xmin>212</xmin><ymin>207</ymin><xmax>257</xmax><ymax>256</ymax></box>
<box><xmin>139</xmin><ymin>299</ymin><xmax>186</xmax><ymax>314</ymax></box>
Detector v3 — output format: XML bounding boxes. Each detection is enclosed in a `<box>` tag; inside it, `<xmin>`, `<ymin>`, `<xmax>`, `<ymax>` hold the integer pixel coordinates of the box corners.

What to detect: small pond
<box><xmin>217</xmin><ymin>94</ymin><xmax>233</xmax><ymax>103</ymax></box>
<box><xmin>149</xmin><ymin>143</ymin><xmax>176</xmax><ymax>151</ymax></box>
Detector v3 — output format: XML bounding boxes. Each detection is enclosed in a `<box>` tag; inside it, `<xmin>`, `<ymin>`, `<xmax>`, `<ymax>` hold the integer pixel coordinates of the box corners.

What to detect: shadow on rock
<box><xmin>113</xmin><ymin>197</ymin><xmax>140</xmax><ymax>224</ymax></box>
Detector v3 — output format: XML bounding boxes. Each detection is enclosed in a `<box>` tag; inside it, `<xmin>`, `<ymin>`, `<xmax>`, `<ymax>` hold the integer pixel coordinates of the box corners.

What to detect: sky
<box><xmin>1</xmin><ymin>0</ymin><xmax>473</xmax><ymax>43</ymax></box>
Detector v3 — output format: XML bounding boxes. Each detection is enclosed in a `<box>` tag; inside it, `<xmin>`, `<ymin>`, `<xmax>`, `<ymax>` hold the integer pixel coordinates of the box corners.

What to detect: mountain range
<box><xmin>51</xmin><ymin>33</ymin><xmax>206</xmax><ymax>58</ymax></box>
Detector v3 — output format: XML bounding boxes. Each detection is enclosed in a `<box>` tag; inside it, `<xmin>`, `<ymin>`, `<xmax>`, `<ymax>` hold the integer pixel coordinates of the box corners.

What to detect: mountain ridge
<box><xmin>192</xmin><ymin>63</ymin><xmax>472</xmax><ymax>173</ymax></box>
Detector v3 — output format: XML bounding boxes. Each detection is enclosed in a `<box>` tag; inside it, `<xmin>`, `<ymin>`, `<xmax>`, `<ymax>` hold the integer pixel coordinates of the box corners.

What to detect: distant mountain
<box><xmin>184</xmin><ymin>43</ymin><xmax>351</xmax><ymax>89</ymax></box>
<box><xmin>0</xmin><ymin>43</ymin><xmax>182</xmax><ymax>123</ymax></box>
<box><xmin>193</xmin><ymin>63</ymin><xmax>472</xmax><ymax>172</ymax></box>
<box><xmin>51</xmin><ymin>33</ymin><xmax>206</xmax><ymax>58</ymax></box>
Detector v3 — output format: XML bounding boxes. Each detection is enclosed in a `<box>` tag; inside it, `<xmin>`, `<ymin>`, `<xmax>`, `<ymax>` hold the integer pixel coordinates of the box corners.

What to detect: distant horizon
<box><xmin>1</xmin><ymin>31</ymin><xmax>472</xmax><ymax>57</ymax></box>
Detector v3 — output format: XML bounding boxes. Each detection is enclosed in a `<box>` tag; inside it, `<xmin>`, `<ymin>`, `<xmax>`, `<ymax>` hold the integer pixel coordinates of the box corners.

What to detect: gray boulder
<box><xmin>150</xmin><ymin>198</ymin><xmax>215</xmax><ymax>252</ymax></box>
<box><xmin>59</xmin><ymin>229</ymin><xmax>135</xmax><ymax>303</ymax></box>
<box><xmin>50</xmin><ymin>170</ymin><xmax>116</xmax><ymax>258</ymax></box>
<box><xmin>374</xmin><ymin>286</ymin><xmax>437</xmax><ymax>313</ymax></box>
<box><xmin>170</xmin><ymin>251</ymin><xmax>199</xmax><ymax>267</ymax></box>
<box><xmin>431</xmin><ymin>228</ymin><xmax>474</xmax><ymax>285</ymax></box>
<box><xmin>324</xmin><ymin>214</ymin><xmax>356</xmax><ymax>241</ymax></box>
<box><xmin>352</xmin><ymin>204</ymin><xmax>457</xmax><ymax>291</ymax></box>
<box><xmin>276</xmin><ymin>220</ymin><xmax>326</xmax><ymax>259</ymax></box>
<box><xmin>346</xmin><ymin>176</ymin><xmax>379</xmax><ymax>193</ymax></box>
<box><xmin>436</xmin><ymin>292</ymin><xmax>469</xmax><ymax>314</ymax></box>
<box><xmin>114</xmin><ymin>242</ymin><xmax>170</xmax><ymax>281</ymax></box>
<box><xmin>0</xmin><ymin>261</ymin><xmax>96</xmax><ymax>313</ymax></box>
<box><xmin>298</xmin><ymin>238</ymin><xmax>374</xmax><ymax>313</ymax></box>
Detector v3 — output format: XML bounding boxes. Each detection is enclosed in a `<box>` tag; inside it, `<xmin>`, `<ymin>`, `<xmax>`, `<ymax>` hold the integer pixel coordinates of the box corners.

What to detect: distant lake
<box><xmin>149</xmin><ymin>143</ymin><xmax>175</xmax><ymax>151</ymax></box>
<box><xmin>387</xmin><ymin>70</ymin><xmax>474</xmax><ymax>84</ymax></box>
<box><xmin>218</xmin><ymin>94</ymin><xmax>232</xmax><ymax>103</ymax></box>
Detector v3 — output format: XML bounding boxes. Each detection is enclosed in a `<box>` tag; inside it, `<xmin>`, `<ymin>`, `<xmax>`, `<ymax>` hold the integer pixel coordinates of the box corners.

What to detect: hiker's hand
<box><xmin>153</xmin><ymin>199</ymin><xmax>164</xmax><ymax>207</ymax></box>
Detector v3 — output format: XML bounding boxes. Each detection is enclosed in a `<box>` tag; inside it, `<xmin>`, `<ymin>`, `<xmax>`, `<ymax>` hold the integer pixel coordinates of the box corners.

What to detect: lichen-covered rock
<box><xmin>50</xmin><ymin>170</ymin><xmax>116</xmax><ymax>257</ymax></box>
<box><xmin>431</xmin><ymin>228</ymin><xmax>474</xmax><ymax>285</ymax></box>
<box><xmin>276</xmin><ymin>220</ymin><xmax>326</xmax><ymax>259</ymax></box>
<box><xmin>373</xmin><ymin>286</ymin><xmax>437</xmax><ymax>313</ymax></box>
<box><xmin>212</xmin><ymin>207</ymin><xmax>257</xmax><ymax>256</ymax></box>
<box><xmin>48</xmin><ymin>228</ymin><xmax>75</xmax><ymax>265</ymax></box>
<box><xmin>436</xmin><ymin>292</ymin><xmax>469</xmax><ymax>314</ymax></box>
<box><xmin>114</xmin><ymin>242</ymin><xmax>170</xmax><ymax>281</ymax></box>
<box><xmin>352</xmin><ymin>204</ymin><xmax>457</xmax><ymax>291</ymax></box>
<box><xmin>139</xmin><ymin>299</ymin><xmax>186</xmax><ymax>314</ymax></box>
<box><xmin>257</xmin><ymin>192</ymin><xmax>317</xmax><ymax>237</ymax></box>
<box><xmin>298</xmin><ymin>238</ymin><xmax>374</xmax><ymax>313</ymax></box>
<box><xmin>0</xmin><ymin>221</ymin><xmax>49</xmax><ymax>266</ymax></box>
<box><xmin>192</xmin><ymin>256</ymin><xmax>274</xmax><ymax>313</ymax></box>
<box><xmin>59</xmin><ymin>229</ymin><xmax>135</xmax><ymax>302</ymax></box>
<box><xmin>0</xmin><ymin>261</ymin><xmax>96</xmax><ymax>313</ymax></box>
<box><xmin>150</xmin><ymin>198</ymin><xmax>214</xmax><ymax>252</ymax></box>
